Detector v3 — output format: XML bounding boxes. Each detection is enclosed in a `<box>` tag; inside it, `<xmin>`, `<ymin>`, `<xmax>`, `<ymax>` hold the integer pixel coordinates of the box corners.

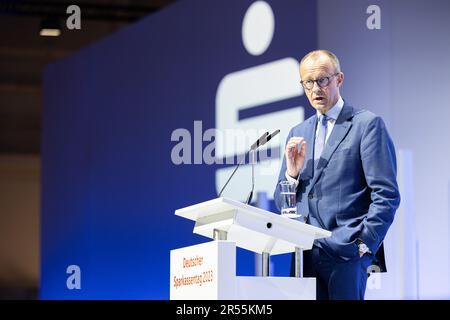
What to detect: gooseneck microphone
<box><xmin>245</xmin><ymin>129</ymin><xmax>280</xmax><ymax>204</ymax></box>
<box><xmin>218</xmin><ymin>132</ymin><xmax>269</xmax><ymax>198</ymax></box>
<box><xmin>265</xmin><ymin>129</ymin><xmax>280</xmax><ymax>144</ymax></box>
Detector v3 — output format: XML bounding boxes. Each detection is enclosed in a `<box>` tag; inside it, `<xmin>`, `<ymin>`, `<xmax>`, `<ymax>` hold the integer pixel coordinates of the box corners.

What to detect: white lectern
<box><xmin>170</xmin><ymin>197</ymin><xmax>331</xmax><ymax>300</ymax></box>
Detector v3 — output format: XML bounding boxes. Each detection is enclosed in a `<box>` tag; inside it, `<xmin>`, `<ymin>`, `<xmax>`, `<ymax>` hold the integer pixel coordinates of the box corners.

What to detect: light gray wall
<box><xmin>390</xmin><ymin>0</ymin><xmax>450</xmax><ymax>299</ymax></box>
<box><xmin>318</xmin><ymin>0</ymin><xmax>450</xmax><ymax>299</ymax></box>
<box><xmin>318</xmin><ymin>0</ymin><xmax>393</xmax><ymax>125</ymax></box>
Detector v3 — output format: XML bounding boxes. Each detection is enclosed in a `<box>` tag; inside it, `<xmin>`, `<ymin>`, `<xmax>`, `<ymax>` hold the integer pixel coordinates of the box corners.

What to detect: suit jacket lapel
<box><xmin>310</xmin><ymin>104</ymin><xmax>354</xmax><ymax>189</ymax></box>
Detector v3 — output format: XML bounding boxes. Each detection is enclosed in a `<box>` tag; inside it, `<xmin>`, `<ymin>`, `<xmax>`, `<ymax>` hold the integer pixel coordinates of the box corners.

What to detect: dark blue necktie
<box><xmin>314</xmin><ymin>114</ymin><xmax>328</xmax><ymax>163</ymax></box>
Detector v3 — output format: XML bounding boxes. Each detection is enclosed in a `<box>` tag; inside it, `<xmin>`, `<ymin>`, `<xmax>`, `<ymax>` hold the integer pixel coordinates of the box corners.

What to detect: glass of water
<box><xmin>278</xmin><ymin>180</ymin><xmax>300</xmax><ymax>218</ymax></box>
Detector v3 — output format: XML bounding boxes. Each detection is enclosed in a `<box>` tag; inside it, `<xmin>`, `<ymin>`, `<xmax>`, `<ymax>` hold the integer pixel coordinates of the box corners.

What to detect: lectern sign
<box><xmin>170</xmin><ymin>241</ymin><xmax>236</xmax><ymax>300</ymax></box>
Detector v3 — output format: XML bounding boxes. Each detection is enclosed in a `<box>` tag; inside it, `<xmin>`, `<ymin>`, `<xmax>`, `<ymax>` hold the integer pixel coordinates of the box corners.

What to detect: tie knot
<box><xmin>319</xmin><ymin>114</ymin><xmax>328</xmax><ymax>126</ymax></box>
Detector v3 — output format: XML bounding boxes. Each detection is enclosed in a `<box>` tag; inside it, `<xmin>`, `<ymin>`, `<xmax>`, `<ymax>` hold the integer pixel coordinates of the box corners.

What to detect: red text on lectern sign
<box><xmin>173</xmin><ymin>254</ymin><xmax>214</xmax><ymax>289</ymax></box>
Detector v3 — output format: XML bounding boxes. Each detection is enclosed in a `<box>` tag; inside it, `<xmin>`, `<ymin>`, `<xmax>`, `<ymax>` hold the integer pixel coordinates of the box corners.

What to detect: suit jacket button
<box><xmin>308</xmin><ymin>194</ymin><xmax>314</xmax><ymax>199</ymax></box>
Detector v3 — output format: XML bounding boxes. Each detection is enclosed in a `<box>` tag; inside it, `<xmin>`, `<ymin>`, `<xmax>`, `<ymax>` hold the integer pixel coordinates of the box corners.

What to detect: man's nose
<box><xmin>312</xmin><ymin>81</ymin><xmax>322</xmax><ymax>93</ymax></box>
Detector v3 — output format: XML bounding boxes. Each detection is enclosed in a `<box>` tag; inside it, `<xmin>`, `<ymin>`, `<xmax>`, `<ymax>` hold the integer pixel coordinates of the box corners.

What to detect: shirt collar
<box><xmin>316</xmin><ymin>96</ymin><xmax>344</xmax><ymax>121</ymax></box>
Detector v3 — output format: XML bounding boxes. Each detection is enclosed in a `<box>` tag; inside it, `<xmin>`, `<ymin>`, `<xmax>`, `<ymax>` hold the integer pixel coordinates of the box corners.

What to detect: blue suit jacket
<box><xmin>274</xmin><ymin>102</ymin><xmax>400</xmax><ymax>268</ymax></box>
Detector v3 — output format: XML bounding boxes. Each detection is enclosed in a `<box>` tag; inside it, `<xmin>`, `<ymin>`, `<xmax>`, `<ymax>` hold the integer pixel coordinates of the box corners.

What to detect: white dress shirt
<box><xmin>285</xmin><ymin>97</ymin><xmax>344</xmax><ymax>185</ymax></box>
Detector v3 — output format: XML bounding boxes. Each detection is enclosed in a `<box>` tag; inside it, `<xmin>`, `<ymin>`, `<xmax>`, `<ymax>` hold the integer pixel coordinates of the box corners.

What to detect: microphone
<box><xmin>265</xmin><ymin>129</ymin><xmax>280</xmax><ymax>144</ymax></box>
<box><xmin>250</xmin><ymin>132</ymin><xmax>269</xmax><ymax>150</ymax></box>
<box><xmin>218</xmin><ymin>132</ymin><xmax>269</xmax><ymax>198</ymax></box>
<box><xmin>245</xmin><ymin>129</ymin><xmax>280</xmax><ymax>204</ymax></box>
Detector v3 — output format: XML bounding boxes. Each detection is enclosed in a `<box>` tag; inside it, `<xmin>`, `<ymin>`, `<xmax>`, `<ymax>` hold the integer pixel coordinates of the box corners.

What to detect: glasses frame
<box><xmin>300</xmin><ymin>72</ymin><xmax>340</xmax><ymax>90</ymax></box>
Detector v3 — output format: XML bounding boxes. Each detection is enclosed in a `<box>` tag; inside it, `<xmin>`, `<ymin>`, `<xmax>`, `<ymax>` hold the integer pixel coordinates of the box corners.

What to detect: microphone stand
<box><xmin>217</xmin><ymin>152</ymin><xmax>246</xmax><ymax>197</ymax></box>
<box><xmin>218</xmin><ymin>130</ymin><xmax>279</xmax><ymax>203</ymax></box>
<box><xmin>218</xmin><ymin>132</ymin><xmax>268</xmax><ymax>198</ymax></box>
<box><xmin>246</xmin><ymin>129</ymin><xmax>279</xmax><ymax>204</ymax></box>
<box><xmin>245</xmin><ymin>149</ymin><xmax>256</xmax><ymax>204</ymax></box>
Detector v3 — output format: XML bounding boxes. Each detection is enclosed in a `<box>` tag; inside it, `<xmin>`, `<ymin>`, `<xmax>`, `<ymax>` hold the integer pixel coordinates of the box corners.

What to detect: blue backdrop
<box><xmin>41</xmin><ymin>0</ymin><xmax>317</xmax><ymax>299</ymax></box>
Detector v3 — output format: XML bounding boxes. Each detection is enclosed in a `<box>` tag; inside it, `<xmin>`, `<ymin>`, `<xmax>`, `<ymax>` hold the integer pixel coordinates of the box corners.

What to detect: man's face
<box><xmin>300</xmin><ymin>55</ymin><xmax>344</xmax><ymax>114</ymax></box>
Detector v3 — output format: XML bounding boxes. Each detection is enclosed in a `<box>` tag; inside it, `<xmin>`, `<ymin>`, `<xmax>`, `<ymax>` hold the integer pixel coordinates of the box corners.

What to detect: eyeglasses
<box><xmin>300</xmin><ymin>73</ymin><xmax>340</xmax><ymax>90</ymax></box>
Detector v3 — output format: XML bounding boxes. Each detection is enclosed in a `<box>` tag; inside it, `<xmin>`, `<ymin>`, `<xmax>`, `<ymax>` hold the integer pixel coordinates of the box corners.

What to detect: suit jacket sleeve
<box><xmin>359</xmin><ymin>116</ymin><xmax>401</xmax><ymax>253</ymax></box>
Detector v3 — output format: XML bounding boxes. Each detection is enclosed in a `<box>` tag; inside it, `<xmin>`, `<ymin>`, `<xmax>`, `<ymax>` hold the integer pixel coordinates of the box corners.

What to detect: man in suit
<box><xmin>273</xmin><ymin>50</ymin><xmax>400</xmax><ymax>300</ymax></box>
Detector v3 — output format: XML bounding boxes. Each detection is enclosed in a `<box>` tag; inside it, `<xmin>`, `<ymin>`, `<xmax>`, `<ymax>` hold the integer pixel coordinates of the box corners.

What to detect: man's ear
<box><xmin>337</xmin><ymin>72</ymin><xmax>344</xmax><ymax>88</ymax></box>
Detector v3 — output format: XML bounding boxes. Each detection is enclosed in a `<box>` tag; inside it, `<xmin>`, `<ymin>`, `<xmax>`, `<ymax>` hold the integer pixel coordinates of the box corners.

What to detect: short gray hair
<box><xmin>300</xmin><ymin>50</ymin><xmax>341</xmax><ymax>73</ymax></box>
